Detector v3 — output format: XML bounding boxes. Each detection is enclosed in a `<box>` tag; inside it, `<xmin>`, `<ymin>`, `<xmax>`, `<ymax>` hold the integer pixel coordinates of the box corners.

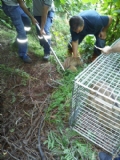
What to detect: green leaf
<box><xmin>10</xmin><ymin>128</ymin><xmax>15</xmax><ymax>133</ymax></box>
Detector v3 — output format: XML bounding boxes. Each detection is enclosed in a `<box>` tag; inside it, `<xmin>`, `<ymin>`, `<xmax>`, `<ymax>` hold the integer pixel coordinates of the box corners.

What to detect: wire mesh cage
<box><xmin>70</xmin><ymin>40</ymin><xmax>120</xmax><ymax>155</ymax></box>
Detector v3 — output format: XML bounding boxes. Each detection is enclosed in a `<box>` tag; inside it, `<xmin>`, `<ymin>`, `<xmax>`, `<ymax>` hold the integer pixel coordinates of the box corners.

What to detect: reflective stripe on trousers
<box><xmin>24</xmin><ymin>26</ymin><xmax>31</xmax><ymax>31</ymax></box>
<box><xmin>2</xmin><ymin>3</ymin><xmax>31</xmax><ymax>58</ymax></box>
<box><xmin>34</xmin><ymin>10</ymin><xmax>55</xmax><ymax>55</ymax></box>
<box><xmin>17</xmin><ymin>38</ymin><xmax>28</xmax><ymax>43</ymax></box>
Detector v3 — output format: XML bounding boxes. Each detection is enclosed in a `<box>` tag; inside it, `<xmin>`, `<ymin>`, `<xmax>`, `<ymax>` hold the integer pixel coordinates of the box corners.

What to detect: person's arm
<box><xmin>95</xmin><ymin>40</ymin><xmax>120</xmax><ymax>54</ymax></box>
<box><xmin>17</xmin><ymin>0</ymin><xmax>37</xmax><ymax>25</ymax></box>
<box><xmin>72</xmin><ymin>40</ymin><xmax>79</xmax><ymax>57</ymax></box>
<box><xmin>40</xmin><ymin>0</ymin><xmax>52</xmax><ymax>35</ymax></box>
<box><xmin>99</xmin><ymin>16</ymin><xmax>112</xmax><ymax>39</ymax></box>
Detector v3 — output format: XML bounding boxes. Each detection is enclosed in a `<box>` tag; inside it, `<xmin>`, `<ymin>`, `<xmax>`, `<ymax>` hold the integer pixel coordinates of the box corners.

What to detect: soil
<box><xmin>0</xmin><ymin>40</ymin><xmax>61</xmax><ymax>160</ymax></box>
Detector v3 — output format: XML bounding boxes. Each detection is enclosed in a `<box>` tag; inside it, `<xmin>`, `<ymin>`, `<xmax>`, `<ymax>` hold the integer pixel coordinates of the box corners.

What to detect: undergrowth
<box><xmin>45</xmin><ymin>69</ymin><xmax>97</xmax><ymax>160</ymax></box>
<box><xmin>44</xmin><ymin>128</ymin><xmax>96</xmax><ymax>160</ymax></box>
<box><xmin>0</xmin><ymin>64</ymin><xmax>31</xmax><ymax>85</ymax></box>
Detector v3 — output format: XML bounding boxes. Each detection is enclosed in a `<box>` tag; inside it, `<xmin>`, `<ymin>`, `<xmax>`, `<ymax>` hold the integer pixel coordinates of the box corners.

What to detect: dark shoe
<box><xmin>43</xmin><ymin>54</ymin><xmax>50</xmax><ymax>61</ymax></box>
<box><xmin>98</xmin><ymin>152</ymin><xmax>112</xmax><ymax>160</ymax></box>
<box><xmin>20</xmin><ymin>56</ymin><xmax>32</xmax><ymax>63</ymax></box>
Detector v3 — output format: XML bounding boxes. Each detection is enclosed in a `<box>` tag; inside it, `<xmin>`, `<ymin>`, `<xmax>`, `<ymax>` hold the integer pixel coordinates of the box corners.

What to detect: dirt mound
<box><xmin>0</xmin><ymin>43</ymin><xmax>60</xmax><ymax>159</ymax></box>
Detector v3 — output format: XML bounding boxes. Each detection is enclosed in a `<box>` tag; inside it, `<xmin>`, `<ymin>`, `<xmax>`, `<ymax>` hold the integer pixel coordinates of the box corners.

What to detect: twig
<box><xmin>9</xmin><ymin>84</ymin><xmax>24</xmax><ymax>91</ymax></box>
<box><xmin>50</xmin><ymin>78</ymin><xmax>64</xmax><ymax>86</ymax></box>
<box><xmin>38</xmin><ymin>96</ymin><xmax>50</xmax><ymax>160</ymax></box>
<box><xmin>2</xmin><ymin>136</ymin><xmax>36</xmax><ymax>160</ymax></box>
<box><xmin>6</xmin><ymin>150</ymin><xmax>20</xmax><ymax>160</ymax></box>
<box><xmin>38</xmin><ymin>116</ymin><xmax>46</xmax><ymax>160</ymax></box>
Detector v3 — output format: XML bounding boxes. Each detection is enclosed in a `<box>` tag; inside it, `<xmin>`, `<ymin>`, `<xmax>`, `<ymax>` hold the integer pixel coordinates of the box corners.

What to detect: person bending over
<box><xmin>68</xmin><ymin>10</ymin><xmax>112</xmax><ymax>60</ymax></box>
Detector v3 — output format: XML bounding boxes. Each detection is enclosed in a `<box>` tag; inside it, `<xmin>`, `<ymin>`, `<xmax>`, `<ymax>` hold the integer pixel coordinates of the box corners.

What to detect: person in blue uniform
<box><xmin>2</xmin><ymin>0</ymin><xmax>37</xmax><ymax>63</ymax></box>
<box><xmin>68</xmin><ymin>10</ymin><xmax>112</xmax><ymax>60</ymax></box>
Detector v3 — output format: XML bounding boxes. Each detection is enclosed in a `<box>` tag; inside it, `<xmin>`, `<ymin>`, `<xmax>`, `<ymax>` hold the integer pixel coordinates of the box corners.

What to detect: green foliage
<box><xmin>55</xmin><ymin>0</ymin><xmax>95</xmax><ymax>16</ymax></box>
<box><xmin>51</xmin><ymin>16</ymin><xmax>69</xmax><ymax>59</ymax></box>
<box><xmin>95</xmin><ymin>0</ymin><xmax>120</xmax><ymax>44</ymax></box>
<box><xmin>44</xmin><ymin>67</ymin><xmax>97</xmax><ymax>159</ymax></box>
<box><xmin>46</xmin><ymin>69</ymin><xmax>83</xmax><ymax>124</ymax></box>
<box><xmin>0</xmin><ymin>64</ymin><xmax>31</xmax><ymax>85</ymax></box>
<box><xmin>79</xmin><ymin>35</ymin><xmax>96</xmax><ymax>62</ymax></box>
<box><xmin>44</xmin><ymin>128</ymin><xmax>96</xmax><ymax>160</ymax></box>
<box><xmin>0</xmin><ymin>2</ymin><xmax>13</xmax><ymax>28</ymax></box>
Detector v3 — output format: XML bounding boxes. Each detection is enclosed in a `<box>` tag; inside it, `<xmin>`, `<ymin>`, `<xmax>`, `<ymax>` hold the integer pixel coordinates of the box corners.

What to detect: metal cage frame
<box><xmin>70</xmin><ymin>39</ymin><xmax>120</xmax><ymax>155</ymax></box>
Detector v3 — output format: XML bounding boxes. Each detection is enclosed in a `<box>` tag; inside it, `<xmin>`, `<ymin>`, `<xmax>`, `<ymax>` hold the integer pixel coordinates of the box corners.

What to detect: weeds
<box><xmin>45</xmin><ymin>128</ymin><xmax>96</xmax><ymax>160</ymax></box>
<box><xmin>79</xmin><ymin>35</ymin><xmax>96</xmax><ymax>62</ymax></box>
<box><xmin>0</xmin><ymin>64</ymin><xmax>31</xmax><ymax>85</ymax></box>
<box><xmin>45</xmin><ymin>68</ymin><xmax>97</xmax><ymax>159</ymax></box>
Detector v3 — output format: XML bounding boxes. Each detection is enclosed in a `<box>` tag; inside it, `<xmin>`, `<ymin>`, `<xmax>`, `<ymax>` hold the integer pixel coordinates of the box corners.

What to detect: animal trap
<box><xmin>70</xmin><ymin>42</ymin><xmax>120</xmax><ymax>155</ymax></box>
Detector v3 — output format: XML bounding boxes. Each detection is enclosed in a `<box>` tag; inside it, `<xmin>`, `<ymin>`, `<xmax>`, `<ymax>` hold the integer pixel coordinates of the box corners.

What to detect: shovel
<box><xmin>36</xmin><ymin>23</ymin><xmax>65</xmax><ymax>71</ymax></box>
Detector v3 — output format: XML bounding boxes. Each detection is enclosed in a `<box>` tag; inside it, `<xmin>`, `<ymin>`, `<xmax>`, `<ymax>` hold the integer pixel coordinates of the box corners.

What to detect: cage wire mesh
<box><xmin>70</xmin><ymin>39</ymin><xmax>120</xmax><ymax>155</ymax></box>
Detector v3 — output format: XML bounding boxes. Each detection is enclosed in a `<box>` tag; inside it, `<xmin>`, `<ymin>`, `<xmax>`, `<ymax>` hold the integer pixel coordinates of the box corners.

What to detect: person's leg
<box><xmin>21</xmin><ymin>8</ymin><xmax>31</xmax><ymax>32</ymax></box>
<box><xmin>42</xmin><ymin>10</ymin><xmax>54</xmax><ymax>60</ymax></box>
<box><xmin>34</xmin><ymin>16</ymin><xmax>46</xmax><ymax>52</ymax></box>
<box><xmin>91</xmin><ymin>36</ymin><xmax>106</xmax><ymax>61</ymax></box>
<box><xmin>2</xmin><ymin>4</ymin><xmax>31</xmax><ymax>62</ymax></box>
<box><xmin>94</xmin><ymin>37</ymin><xmax>106</xmax><ymax>56</ymax></box>
<box><xmin>34</xmin><ymin>11</ymin><xmax>54</xmax><ymax>60</ymax></box>
<box><xmin>43</xmin><ymin>15</ymin><xmax>52</xmax><ymax>59</ymax></box>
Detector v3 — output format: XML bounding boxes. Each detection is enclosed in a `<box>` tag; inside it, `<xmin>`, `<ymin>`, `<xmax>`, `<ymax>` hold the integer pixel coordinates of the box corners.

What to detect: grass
<box><xmin>0</xmin><ymin>25</ymin><xmax>16</xmax><ymax>43</ymax></box>
<box><xmin>0</xmin><ymin>64</ymin><xmax>31</xmax><ymax>86</ymax></box>
<box><xmin>45</xmin><ymin>67</ymin><xmax>97</xmax><ymax>159</ymax></box>
<box><xmin>44</xmin><ymin>128</ymin><xmax>96</xmax><ymax>160</ymax></box>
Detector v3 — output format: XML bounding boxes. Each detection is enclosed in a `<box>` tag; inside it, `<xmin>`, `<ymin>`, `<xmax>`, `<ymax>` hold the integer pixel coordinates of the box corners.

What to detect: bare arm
<box><xmin>99</xmin><ymin>16</ymin><xmax>112</xmax><ymax>39</ymax></box>
<box><xmin>17</xmin><ymin>0</ymin><xmax>37</xmax><ymax>25</ymax></box>
<box><xmin>95</xmin><ymin>41</ymin><xmax>120</xmax><ymax>54</ymax></box>
<box><xmin>72</xmin><ymin>40</ymin><xmax>79</xmax><ymax>57</ymax></box>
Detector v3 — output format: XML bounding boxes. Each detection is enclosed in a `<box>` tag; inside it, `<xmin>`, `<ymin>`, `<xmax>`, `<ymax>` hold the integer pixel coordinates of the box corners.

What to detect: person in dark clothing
<box><xmin>68</xmin><ymin>10</ymin><xmax>112</xmax><ymax>60</ymax></box>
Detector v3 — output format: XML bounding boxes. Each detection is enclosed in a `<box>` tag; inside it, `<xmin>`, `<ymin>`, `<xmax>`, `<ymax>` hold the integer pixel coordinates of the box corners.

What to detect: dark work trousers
<box><xmin>34</xmin><ymin>10</ymin><xmax>54</xmax><ymax>56</ymax></box>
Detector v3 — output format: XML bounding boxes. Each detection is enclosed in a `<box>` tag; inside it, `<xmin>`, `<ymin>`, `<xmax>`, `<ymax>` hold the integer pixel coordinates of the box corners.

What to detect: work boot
<box><xmin>43</xmin><ymin>54</ymin><xmax>50</xmax><ymax>61</ymax></box>
<box><xmin>20</xmin><ymin>55</ymin><xmax>32</xmax><ymax>63</ymax></box>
